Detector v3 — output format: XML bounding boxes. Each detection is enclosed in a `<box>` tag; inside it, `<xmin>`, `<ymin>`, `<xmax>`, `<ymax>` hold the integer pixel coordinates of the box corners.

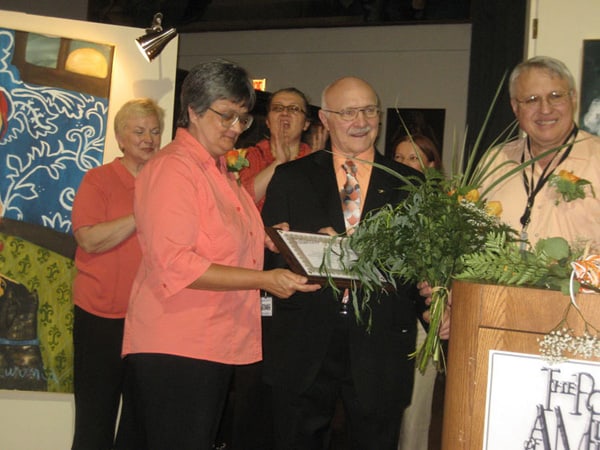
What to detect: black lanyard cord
<box><xmin>519</xmin><ymin>125</ymin><xmax>578</xmax><ymax>229</ymax></box>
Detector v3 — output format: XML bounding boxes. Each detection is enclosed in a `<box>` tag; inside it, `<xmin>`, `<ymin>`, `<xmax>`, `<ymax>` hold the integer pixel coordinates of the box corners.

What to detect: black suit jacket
<box><xmin>261</xmin><ymin>150</ymin><xmax>424</xmax><ymax>414</ymax></box>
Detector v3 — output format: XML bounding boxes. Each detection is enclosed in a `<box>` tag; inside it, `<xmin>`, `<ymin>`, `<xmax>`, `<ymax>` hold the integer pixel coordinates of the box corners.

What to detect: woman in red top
<box><xmin>239</xmin><ymin>87</ymin><xmax>328</xmax><ymax>211</ymax></box>
<box><xmin>71</xmin><ymin>98</ymin><xmax>164</xmax><ymax>450</ymax></box>
<box><xmin>232</xmin><ymin>88</ymin><xmax>327</xmax><ymax>449</ymax></box>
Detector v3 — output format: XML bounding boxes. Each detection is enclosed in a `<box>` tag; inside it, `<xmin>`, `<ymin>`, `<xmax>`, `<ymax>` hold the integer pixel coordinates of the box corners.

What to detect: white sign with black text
<box><xmin>484</xmin><ymin>350</ymin><xmax>600</xmax><ymax>449</ymax></box>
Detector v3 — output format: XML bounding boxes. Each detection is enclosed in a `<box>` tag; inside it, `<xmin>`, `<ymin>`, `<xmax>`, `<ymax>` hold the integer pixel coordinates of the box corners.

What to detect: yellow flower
<box><xmin>558</xmin><ymin>169</ymin><xmax>580</xmax><ymax>183</ymax></box>
<box><xmin>486</xmin><ymin>201</ymin><xmax>503</xmax><ymax>217</ymax></box>
<box><xmin>456</xmin><ymin>189</ymin><xmax>480</xmax><ymax>203</ymax></box>
<box><xmin>464</xmin><ymin>189</ymin><xmax>480</xmax><ymax>203</ymax></box>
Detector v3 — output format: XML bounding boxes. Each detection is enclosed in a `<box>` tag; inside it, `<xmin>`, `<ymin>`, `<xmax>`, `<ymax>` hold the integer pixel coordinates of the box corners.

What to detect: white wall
<box><xmin>525</xmin><ymin>0</ymin><xmax>600</xmax><ymax>118</ymax></box>
<box><xmin>178</xmin><ymin>23</ymin><xmax>472</xmax><ymax>167</ymax></box>
<box><xmin>0</xmin><ymin>391</ymin><xmax>74</xmax><ymax>450</ymax></box>
<box><xmin>0</xmin><ymin>10</ymin><xmax>178</xmax><ymax>450</ymax></box>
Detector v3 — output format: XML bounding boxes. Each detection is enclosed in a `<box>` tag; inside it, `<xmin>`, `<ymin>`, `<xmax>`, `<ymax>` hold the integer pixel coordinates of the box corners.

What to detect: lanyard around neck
<box><xmin>519</xmin><ymin>125</ymin><xmax>578</xmax><ymax>230</ymax></box>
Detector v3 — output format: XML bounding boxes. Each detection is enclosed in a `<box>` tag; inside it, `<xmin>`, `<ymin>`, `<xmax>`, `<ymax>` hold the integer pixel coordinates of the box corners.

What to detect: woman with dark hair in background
<box><xmin>392</xmin><ymin>133</ymin><xmax>444</xmax><ymax>450</ymax></box>
<box><xmin>392</xmin><ymin>133</ymin><xmax>442</xmax><ymax>172</ymax></box>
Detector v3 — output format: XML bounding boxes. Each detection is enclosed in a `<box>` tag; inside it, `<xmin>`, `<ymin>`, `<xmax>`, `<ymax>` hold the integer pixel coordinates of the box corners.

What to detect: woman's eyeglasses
<box><xmin>208</xmin><ymin>107</ymin><xmax>254</xmax><ymax>131</ymax></box>
<box><xmin>270</xmin><ymin>104</ymin><xmax>306</xmax><ymax>115</ymax></box>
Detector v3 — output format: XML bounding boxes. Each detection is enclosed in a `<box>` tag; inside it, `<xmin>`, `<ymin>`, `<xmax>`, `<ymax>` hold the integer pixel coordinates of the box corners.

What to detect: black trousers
<box><xmin>271</xmin><ymin>314</ymin><xmax>404</xmax><ymax>450</ymax></box>
<box><xmin>222</xmin><ymin>360</ymin><xmax>273</xmax><ymax>450</ymax></box>
<box><xmin>116</xmin><ymin>353</ymin><xmax>233</xmax><ymax>450</ymax></box>
<box><xmin>71</xmin><ymin>306</ymin><xmax>126</xmax><ymax>450</ymax></box>
<box><xmin>221</xmin><ymin>316</ymin><xmax>273</xmax><ymax>450</ymax></box>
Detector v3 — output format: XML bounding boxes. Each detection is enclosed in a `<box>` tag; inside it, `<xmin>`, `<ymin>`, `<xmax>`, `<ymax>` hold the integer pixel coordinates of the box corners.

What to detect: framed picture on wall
<box><xmin>384</xmin><ymin>108</ymin><xmax>446</xmax><ymax>161</ymax></box>
<box><xmin>580</xmin><ymin>39</ymin><xmax>600</xmax><ymax>136</ymax></box>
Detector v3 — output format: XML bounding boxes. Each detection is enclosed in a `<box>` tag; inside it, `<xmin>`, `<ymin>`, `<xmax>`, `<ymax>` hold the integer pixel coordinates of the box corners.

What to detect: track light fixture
<box><xmin>135</xmin><ymin>12</ymin><xmax>177</xmax><ymax>62</ymax></box>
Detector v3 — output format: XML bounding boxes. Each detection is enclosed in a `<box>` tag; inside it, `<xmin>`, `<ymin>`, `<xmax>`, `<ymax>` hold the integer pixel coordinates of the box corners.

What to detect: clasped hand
<box><xmin>418</xmin><ymin>281</ymin><xmax>451</xmax><ymax>340</ymax></box>
<box><xmin>264</xmin><ymin>222</ymin><xmax>321</xmax><ymax>298</ymax></box>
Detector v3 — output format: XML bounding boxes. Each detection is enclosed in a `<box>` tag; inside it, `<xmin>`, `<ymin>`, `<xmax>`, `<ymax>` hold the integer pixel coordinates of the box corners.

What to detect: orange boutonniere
<box><xmin>548</xmin><ymin>170</ymin><xmax>595</xmax><ymax>205</ymax></box>
<box><xmin>225</xmin><ymin>148</ymin><xmax>249</xmax><ymax>184</ymax></box>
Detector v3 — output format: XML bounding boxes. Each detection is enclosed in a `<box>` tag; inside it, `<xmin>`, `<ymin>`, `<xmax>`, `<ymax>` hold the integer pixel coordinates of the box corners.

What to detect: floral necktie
<box><xmin>341</xmin><ymin>160</ymin><xmax>361</xmax><ymax>231</ymax></box>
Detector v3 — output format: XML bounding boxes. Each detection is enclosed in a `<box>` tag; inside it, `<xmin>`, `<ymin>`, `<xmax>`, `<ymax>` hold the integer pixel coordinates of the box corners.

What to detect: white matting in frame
<box><xmin>271</xmin><ymin>229</ymin><xmax>359</xmax><ymax>280</ymax></box>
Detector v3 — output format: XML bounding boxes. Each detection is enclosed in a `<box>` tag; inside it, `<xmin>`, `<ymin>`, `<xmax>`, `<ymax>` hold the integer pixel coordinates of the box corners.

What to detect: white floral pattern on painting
<box><xmin>0</xmin><ymin>28</ymin><xmax>109</xmax><ymax>232</ymax></box>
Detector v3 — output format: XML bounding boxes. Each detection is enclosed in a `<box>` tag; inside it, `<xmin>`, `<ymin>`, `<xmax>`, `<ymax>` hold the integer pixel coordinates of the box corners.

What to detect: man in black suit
<box><xmin>262</xmin><ymin>76</ymin><xmax>425</xmax><ymax>450</ymax></box>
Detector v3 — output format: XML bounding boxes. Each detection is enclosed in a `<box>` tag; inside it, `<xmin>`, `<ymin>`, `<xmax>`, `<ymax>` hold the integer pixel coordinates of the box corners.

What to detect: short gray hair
<box><xmin>177</xmin><ymin>60</ymin><xmax>256</xmax><ymax>128</ymax></box>
<box><xmin>509</xmin><ymin>56</ymin><xmax>575</xmax><ymax>98</ymax></box>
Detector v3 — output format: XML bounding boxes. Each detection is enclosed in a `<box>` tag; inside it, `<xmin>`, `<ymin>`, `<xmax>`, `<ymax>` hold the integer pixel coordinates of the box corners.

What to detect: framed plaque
<box><xmin>265</xmin><ymin>227</ymin><xmax>362</xmax><ymax>288</ymax></box>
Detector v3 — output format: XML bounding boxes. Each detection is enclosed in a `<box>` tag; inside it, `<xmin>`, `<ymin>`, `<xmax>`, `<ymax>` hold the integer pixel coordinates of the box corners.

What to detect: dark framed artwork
<box><xmin>580</xmin><ymin>40</ymin><xmax>600</xmax><ymax>136</ymax></box>
<box><xmin>384</xmin><ymin>108</ymin><xmax>446</xmax><ymax>160</ymax></box>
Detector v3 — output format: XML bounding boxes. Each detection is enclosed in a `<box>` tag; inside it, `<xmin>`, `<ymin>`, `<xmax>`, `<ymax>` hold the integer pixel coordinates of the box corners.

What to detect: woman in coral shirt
<box><xmin>119</xmin><ymin>61</ymin><xmax>319</xmax><ymax>450</ymax></box>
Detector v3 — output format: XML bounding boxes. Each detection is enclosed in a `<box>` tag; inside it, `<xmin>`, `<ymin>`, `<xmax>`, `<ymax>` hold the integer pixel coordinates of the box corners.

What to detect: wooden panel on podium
<box><xmin>441</xmin><ymin>281</ymin><xmax>600</xmax><ymax>450</ymax></box>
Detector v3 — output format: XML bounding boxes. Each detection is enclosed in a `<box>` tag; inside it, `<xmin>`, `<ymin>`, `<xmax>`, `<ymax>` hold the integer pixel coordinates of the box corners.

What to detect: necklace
<box><xmin>519</xmin><ymin>125</ymin><xmax>578</xmax><ymax>239</ymax></box>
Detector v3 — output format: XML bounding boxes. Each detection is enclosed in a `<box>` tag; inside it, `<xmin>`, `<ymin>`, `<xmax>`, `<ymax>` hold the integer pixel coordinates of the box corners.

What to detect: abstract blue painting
<box><xmin>0</xmin><ymin>28</ymin><xmax>112</xmax><ymax>233</ymax></box>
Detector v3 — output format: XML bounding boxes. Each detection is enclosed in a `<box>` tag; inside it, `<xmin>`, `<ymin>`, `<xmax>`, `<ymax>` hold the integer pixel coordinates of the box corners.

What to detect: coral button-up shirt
<box><xmin>122</xmin><ymin>128</ymin><xmax>264</xmax><ymax>364</ymax></box>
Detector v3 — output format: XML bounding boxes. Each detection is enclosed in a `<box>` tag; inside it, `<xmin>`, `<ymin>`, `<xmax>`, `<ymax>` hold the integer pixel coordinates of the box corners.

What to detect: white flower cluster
<box><xmin>538</xmin><ymin>327</ymin><xmax>573</xmax><ymax>363</ymax></box>
<box><xmin>570</xmin><ymin>332</ymin><xmax>600</xmax><ymax>358</ymax></box>
<box><xmin>462</xmin><ymin>199</ymin><xmax>499</xmax><ymax>226</ymax></box>
<box><xmin>538</xmin><ymin>328</ymin><xmax>600</xmax><ymax>363</ymax></box>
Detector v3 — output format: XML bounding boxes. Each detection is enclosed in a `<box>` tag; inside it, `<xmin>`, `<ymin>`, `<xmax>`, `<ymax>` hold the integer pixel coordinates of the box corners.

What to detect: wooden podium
<box><xmin>442</xmin><ymin>281</ymin><xmax>600</xmax><ymax>450</ymax></box>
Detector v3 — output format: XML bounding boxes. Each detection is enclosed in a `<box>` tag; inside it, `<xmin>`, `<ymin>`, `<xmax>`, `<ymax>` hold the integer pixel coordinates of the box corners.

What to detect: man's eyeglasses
<box><xmin>321</xmin><ymin>105</ymin><xmax>380</xmax><ymax>121</ymax></box>
<box><xmin>270</xmin><ymin>104</ymin><xmax>306</xmax><ymax>115</ymax></box>
<box><xmin>208</xmin><ymin>107</ymin><xmax>254</xmax><ymax>131</ymax></box>
<box><xmin>514</xmin><ymin>90</ymin><xmax>573</xmax><ymax>110</ymax></box>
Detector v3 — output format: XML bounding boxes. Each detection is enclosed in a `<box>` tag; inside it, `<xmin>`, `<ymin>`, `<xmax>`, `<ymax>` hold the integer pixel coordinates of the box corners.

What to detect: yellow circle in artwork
<box><xmin>65</xmin><ymin>48</ymin><xmax>108</xmax><ymax>78</ymax></box>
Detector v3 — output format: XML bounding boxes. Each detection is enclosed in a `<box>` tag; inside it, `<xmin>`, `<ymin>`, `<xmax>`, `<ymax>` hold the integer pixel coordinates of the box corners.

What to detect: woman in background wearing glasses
<box><xmin>228</xmin><ymin>87</ymin><xmax>327</xmax><ymax>450</ymax></box>
<box><xmin>239</xmin><ymin>87</ymin><xmax>328</xmax><ymax>211</ymax></box>
<box><xmin>118</xmin><ymin>61</ymin><xmax>320</xmax><ymax>450</ymax></box>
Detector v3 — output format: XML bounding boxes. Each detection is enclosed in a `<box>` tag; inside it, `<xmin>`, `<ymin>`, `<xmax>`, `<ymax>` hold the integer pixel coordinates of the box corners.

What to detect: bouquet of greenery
<box><xmin>336</xmin><ymin>161</ymin><xmax>519</xmax><ymax>373</ymax></box>
<box><xmin>455</xmin><ymin>234</ymin><xmax>582</xmax><ymax>293</ymax></box>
